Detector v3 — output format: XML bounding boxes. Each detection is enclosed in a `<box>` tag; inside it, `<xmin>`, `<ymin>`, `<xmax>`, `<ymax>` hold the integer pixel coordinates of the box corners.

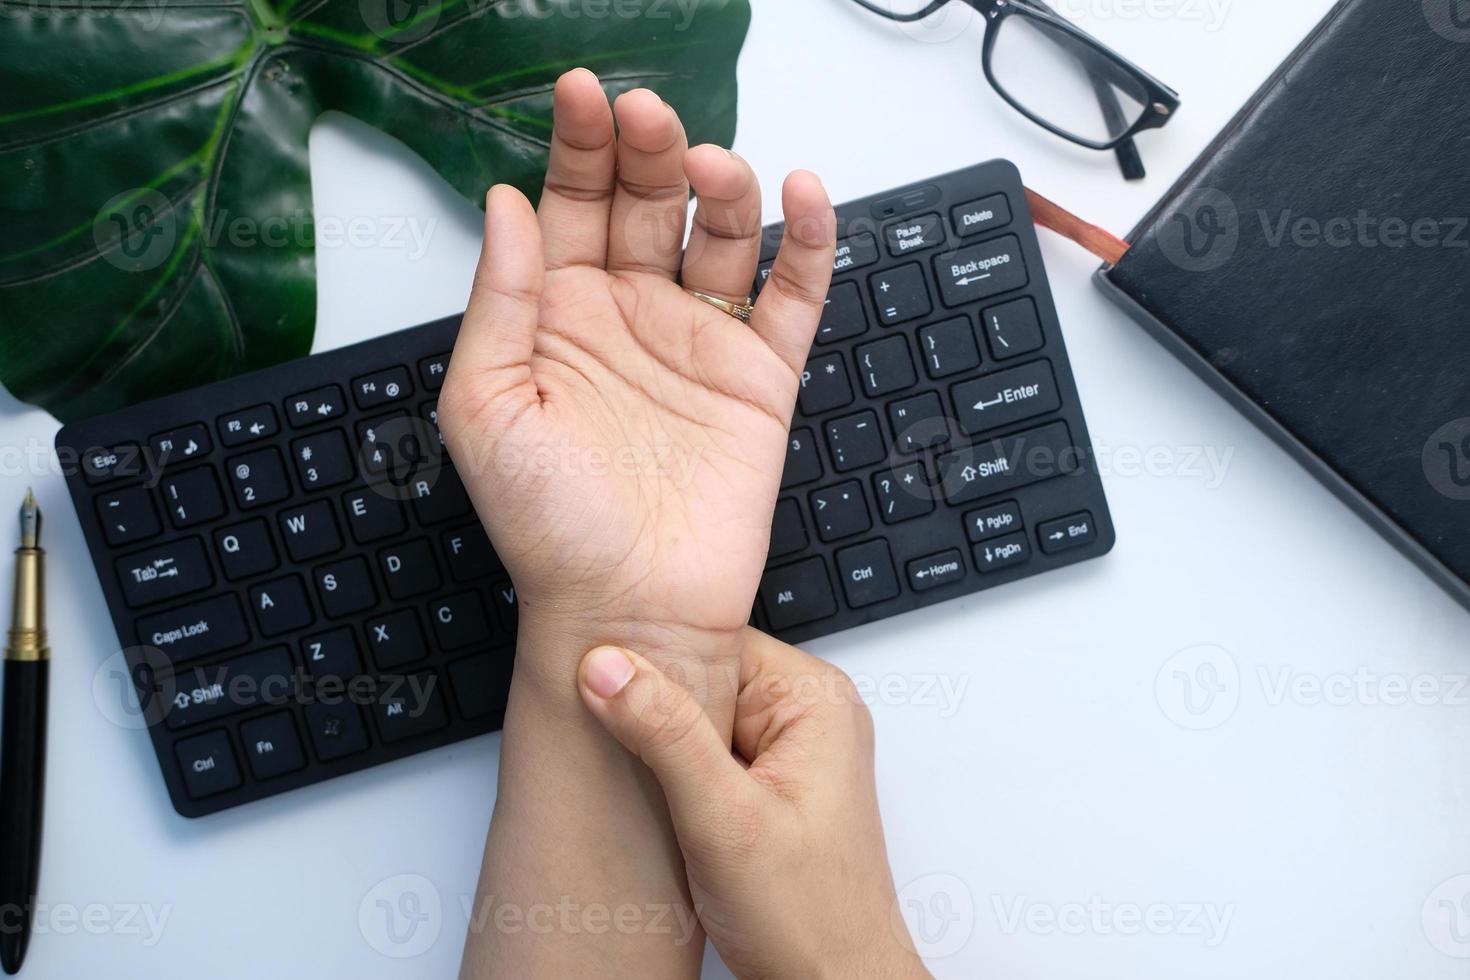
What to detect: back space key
<box><xmin>136</xmin><ymin>595</ymin><xmax>249</xmax><ymax>665</ymax></box>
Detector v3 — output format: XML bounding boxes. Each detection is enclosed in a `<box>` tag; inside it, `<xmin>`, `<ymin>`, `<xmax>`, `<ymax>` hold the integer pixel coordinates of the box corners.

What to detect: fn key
<box><xmin>759</xmin><ymin>558</ymin><xmax>837</xmax><ymax>630</ymax></box>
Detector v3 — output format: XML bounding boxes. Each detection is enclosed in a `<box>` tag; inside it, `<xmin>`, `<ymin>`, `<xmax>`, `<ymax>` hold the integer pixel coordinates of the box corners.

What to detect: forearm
<box><xmin>458</xmin><ymin>616</ymin><xmax>741</xmax><ymax>980</ymax></box>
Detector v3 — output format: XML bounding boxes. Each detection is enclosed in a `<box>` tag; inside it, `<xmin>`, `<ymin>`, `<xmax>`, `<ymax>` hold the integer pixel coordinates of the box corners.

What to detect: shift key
<box><xmin>937</xmin><ymin>422</ymin><xmax>1079</xmax><ymax>506</ymax></box>
<box><xmin>136</xmin><ymin>594</ymin><xmax>249</xmax><ymax>665</ymax></box>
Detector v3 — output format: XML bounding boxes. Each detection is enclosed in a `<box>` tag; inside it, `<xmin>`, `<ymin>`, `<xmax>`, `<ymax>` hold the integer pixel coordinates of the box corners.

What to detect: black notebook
<box><xmin>1095</xmin><ymin>0</ymin><xmax>1470</xmax><ymax>612</ymax></box>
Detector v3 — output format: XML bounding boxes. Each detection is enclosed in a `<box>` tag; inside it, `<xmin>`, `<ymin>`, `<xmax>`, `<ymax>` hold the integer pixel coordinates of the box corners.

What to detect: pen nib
<box><xmin>20</xmin><ymin>489</ymin><xmax>39</xmax><ymax>549</ymax></box>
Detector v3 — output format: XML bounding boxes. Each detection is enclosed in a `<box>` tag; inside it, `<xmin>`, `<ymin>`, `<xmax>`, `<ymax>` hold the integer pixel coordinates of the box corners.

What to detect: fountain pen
<box><xmin>1</xmin><ymin>491</ymin><xmax>47</xmax><ymax>974</ymax></box>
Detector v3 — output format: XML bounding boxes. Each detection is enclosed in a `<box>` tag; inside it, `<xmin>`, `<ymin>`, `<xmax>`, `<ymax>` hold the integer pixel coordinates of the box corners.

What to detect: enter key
<box><xmin>952</xmin><ymin>360</ymin><xmax>1061</xmax><ymax>436</ymax></box>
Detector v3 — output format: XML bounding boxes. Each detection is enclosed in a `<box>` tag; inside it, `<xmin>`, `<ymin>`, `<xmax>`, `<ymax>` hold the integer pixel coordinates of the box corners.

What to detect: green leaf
<box><xmin>0</xmin><ymin>0</ymin><xmax>751</xmax><ymax>423</ymax></box>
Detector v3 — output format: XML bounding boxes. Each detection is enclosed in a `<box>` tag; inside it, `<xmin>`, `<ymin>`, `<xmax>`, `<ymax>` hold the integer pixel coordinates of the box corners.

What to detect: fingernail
<box><xmin>584</xmin><ymin>647</ymin><xmax>636</xmax><ymax>699</ymax></box>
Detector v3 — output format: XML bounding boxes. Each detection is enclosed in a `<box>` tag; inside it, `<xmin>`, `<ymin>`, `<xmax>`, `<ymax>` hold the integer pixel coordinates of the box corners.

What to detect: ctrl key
<box><xmin>759</xmin><ymin>557</ymin><xmax>838</xmax><ymax>631</ymax></box>
<box><xmin>174</xmin><ymin>730</ymin><xmax>242</xmax><ymax>799</ymax></box>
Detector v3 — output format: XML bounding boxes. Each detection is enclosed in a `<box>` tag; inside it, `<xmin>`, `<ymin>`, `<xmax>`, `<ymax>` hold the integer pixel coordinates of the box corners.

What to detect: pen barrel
<box><xmin>0</xmin><ymin>658</ymin><xmax>47</xmax><ymax>970</ymax></box>
<box><xmin>5</xmin><ymin>549</ymin><xmax>45</xmax><ymax>663</ymax></box>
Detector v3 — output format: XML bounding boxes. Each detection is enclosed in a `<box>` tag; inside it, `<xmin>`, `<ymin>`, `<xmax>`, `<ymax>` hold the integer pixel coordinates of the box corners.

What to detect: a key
<box><xmin>148</xmin><ymin>424</ymin><xmax>212</xmax><ymax>468</ymax></box>
<box><xmin>215</xmin><ymin>519</ymin><xmax>279</xmax><ymax>580</ymax></box>
<box><xmin>379</xmin><ymin>539</ymin><xmax>442</xmax><ymax>600</ymax></box>
<box><xmin>835</xmin><ymin>540</ymin><xmax>901</xmax><ymax>608</ymax></box>
<box><xmin>419</xmin><ymin>353</ymin><xmax>451</xmax><ymax>391</ymax></box>
<box><xmin>981</xmin><ymin>297</ymin><xmax>1045</xmax><ymax>360</ymax></box>
<box><xmin>314</xmin><ymin>557</ymin><xmax>377</xmax><ymax>619</ymax></box>
<box><xmin>290</xmin><ymin>429</ymin><xmax>356</xmax><ymax>490</ymax></box>
<box><xmin>873</xmin><ymin>464</ymin><xmax>935</xmax><ymax>524</ymax></box>
<box><xmin>907</xmin><ymin>549</ymin><xmax>967</xmax><ymax>592</ymax></box>
<box><xmin>448</xmin><ymin>654</ymin><xmax>513</xmax><ymax>722</ymax></box>
<box><xmin>96</xmin><ymin>486</ymin><xmax>160</xmax><ymax>546</ymax></box>
<box><xmin>160</xmin><ymin>467</ymin><xmax>226</xmax><ymax>528</ymax></box>
<box><xmin>888</xmin><ymin>392</ymin><xmax>951</xmax><ymax>454</ymax></box>
<box><xmin>341</xmin><ymin>490</ymin><xmax>406</xmax><ymax>543</ymax></box>
<box><xmin>919</xmin><ymin>317</ymin><xmax>982</xmax><ymax>379</ymax></box>
<box><xmin>301</xmin><ymin>627</ymin><xmax>364</xmax><ymax>680</ymax></box>
<box><xmin>759</xmin><ymin>558</ymin><xmax>838</xmax><ymax>630</ymax></box>
<box><xmin>164</xmin><ymin>647</ymin><xmax>295</xmax><ymax>730</ymax></box>
<box><xmin>370</xmin><ymin>671</ymin><xmax>449</xmax><ymax>743</ymax></box>
<box><xmin>278</xmin><ymin>500</ymin><xmax>342</xmax><ymax>562</ymax></box>
<box><xmin>135</xmin><ymin>594</ymin><xmax>249</xmax><ymax>665</ymax></box>
<box><xmin>974</xmin><ymin>532</ymin><xmax>1032</xmax><ymax>573</ymax></box>
<box><xmin>81</xmin><ymin>444</ymin><xmax>145</xmax><ymax>485</ymax></box>
<box><xmin>174</xmin><ymin>731</ymin><xmax>242</xmax><ymax>799</ymax></box>
<box><xmin>218</xmin><ymin>404</ymin><xmax>278</xmax><ymax>447</ymax></box>
<box><xmin>365</xmin><ymin>609</ymin><xmax>426</xmax><ymax>669</ymax></box>
<box><xmin>428</xmin><ymin>592</ymin><xmax>492</xmax><ymax>651</ymax></box>
<box><xmin>490</xmin><ymin>581</ymin><xmax>518</xmax><ymax>634</ymax></box>
<box><xmin>951</xmin><ymin>194</ymin><xmax>1012</xmax><ymax>238</ymax></box>
<box><xmin>284</xmin><ymin>385</ymin><xmax>346</xmax><ymax>428</ymax></box>
<box><xmin>410</xmin><ymin>467</ymin><xmax>473</xmax><ymax>525</ymax></box>
<box><xmin>227</xmin><ymin>448</ymin><xmax>291</xmax><ymax>509</ymax></box>
<box><xmin>825</xmin><ymin>411</ymin><xmax>886</xmax><ymax>472</ymax></box>
<box><xmin>952</xmin><ymin>360</ymin><xmax>1060</xmax><ymax>436</ymax></box>
<box><xmin>854</xmin><ymin>336</ymin><xmax>917</xmax><ymax>397</ymax></box>
<box><xmin>934</xmin><ymin>235</ymin><xmax>1029</xmax><ymax>307</ymax></box>
<box><xmin>303</xmin><ymin>702</ymin><xmax>369</xmax><ymax>761</ymax></box>
<box><xmin>352</xmin><ymin>366</ymin><xmax>413</xmax><ymax>409</ymax></box>
<box><xmin>868</xmin><ymin>263</ymin><xmax>932</xmax><ymax>326</ymax></box>
<box><xmin>115</xmin><ymin>537</ymin><xmax>213</xmax><ymax>608</ymax></box>
<box><xmin>809</xmin><ymin>481</ymin><xmax>872</xmax><ymax>542</ymax></box>
<box><xmin>1038</xmin><ymin>512</ymin><xmax>1097</xmax><ymax>554</ymax></box>
<box><xmin>965</xmin><ymin>501</ymin><xmax>1024</xmax><ymax>542</ymax></box>
<box><xmin>883</xmin><ymin>212</ymin><xmax>944</xmax><ymax>257</ymax></box>
<box><xmin>799</xmin><ymin>354</ymin><xmax>855</xmax><ymax>416</ymax></box>
<box><xmin>248</xmin><ymin>575</ymin><xmax>314</xmax><ymax>637</ymax></box>
<box><xmin>240</xmin><ymin>712</ymin><xmax>307</xmax><ymax>779</ymax></box>
<box><xmin>769</xmin><ymin>498</ymin><xmax>809</xmax><ymax>559</ymax></box>
<box><xmin>781</xmin><ymin>428</ymin><xmax>824</xmax><ymax>489</ymax></box>
<box><xmin>816</xmin><ymin>281</ymin><xmax>868</xmax><ymax>345</ymax></box>
<box><xmin>833</xmin><ymin>233</ymin><xmax>880</xmax><ymax>273</ymax></box>
<box><xmin>442</xmin><ymin>525</ymin><xmax>501</xmax><ymax>582</ymax></box>
<box><xmin>936</xmin><ymin>422</ymin><xmax>1078</xmax><ymax>506</ymax></box>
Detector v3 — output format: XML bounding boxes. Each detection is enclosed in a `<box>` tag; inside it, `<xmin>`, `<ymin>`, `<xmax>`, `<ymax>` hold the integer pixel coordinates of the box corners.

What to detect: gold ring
<box><xmin>685</xmin><ymin>289</ymin><xmax>755</xmax><ymax>324</ymax></box>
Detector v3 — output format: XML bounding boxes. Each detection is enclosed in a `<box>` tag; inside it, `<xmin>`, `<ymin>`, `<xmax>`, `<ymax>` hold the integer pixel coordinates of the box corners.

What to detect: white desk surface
<box><xmin>3</xmin><ymin>1</ymin><xmax>1468</xmax><ymax>976</ymax></box>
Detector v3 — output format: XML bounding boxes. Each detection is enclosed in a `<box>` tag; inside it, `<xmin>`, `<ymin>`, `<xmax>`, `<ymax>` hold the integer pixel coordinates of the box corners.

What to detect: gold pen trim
<box><xmin>6</xmin><ymin>492</ymin><xmax>47</xmax><ymax>663</ymax></box>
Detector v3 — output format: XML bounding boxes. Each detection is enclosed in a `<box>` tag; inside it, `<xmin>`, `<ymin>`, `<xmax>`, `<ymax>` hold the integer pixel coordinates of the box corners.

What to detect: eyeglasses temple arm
<box><xmin>1086</xmin><ymin>71</ymin><xmax>1146</xmax><ymax>180</ymax></box>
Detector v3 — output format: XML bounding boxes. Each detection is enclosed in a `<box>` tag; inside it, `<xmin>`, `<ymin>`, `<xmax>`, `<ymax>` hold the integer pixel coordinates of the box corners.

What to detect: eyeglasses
<box><xmin>846</xmin><ymin>0</ymin><xmax>1181</xmax><ymax>180</ymax></box>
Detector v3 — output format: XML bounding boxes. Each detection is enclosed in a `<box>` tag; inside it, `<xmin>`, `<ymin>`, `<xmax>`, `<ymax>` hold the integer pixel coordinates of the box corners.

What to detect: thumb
<box><xmin>578</xmin><ymin>647</ymin><xmax>750</xmax><ymax>829</ymax></box>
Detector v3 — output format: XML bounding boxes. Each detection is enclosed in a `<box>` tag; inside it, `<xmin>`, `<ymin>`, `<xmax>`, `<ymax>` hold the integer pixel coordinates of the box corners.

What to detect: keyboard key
<box><xmin>81</xmin><ymin>444</ymin><xmax>145</xmax><ymax>484</ymax></box>
<box><xmin>953</xmin><ymin>360</ymin><xmax>1061</xmax><ymax>437</ymax></box>
<box><xmin>419</xmin><ymin>353</ymin><xmax>451</xmax><ymax>391</ymax></box>
<box><xmin>240</xmin><ymin>712</ymin><xmax>307</xmax><ymax>779</ymax></box>
<box><xmin>799</xmin><ymin>354</ymin><xmax>855</xmax><ymax>416</ymax></box>
<box><xmin>936</xmin><ymin>422</ymin><xmax>1078</xmax><ymax>506</ymax></box>
<box><xmin>835</xmin><ymin>540</ymin><xmax>901</xmax><ymax>608</ymax></box>
<box><xmin>825</xmin><ymin>411</ymin><xmax>885</xmax><ymax>472</ymax></box>
<box><xmin>854</xmin><ymin>336</ymin><xmax>917</xmax><ymax>397</ymax></box>
<box><xmin>96</xmin><ymin>486</ymin><xmax>160</xmax><ymax>546</ymax></box>
<box><xmin>303</xmin><ymin>702</ymin><xmax>370</xmax><ymax>762</ymax></box>
<box><xmin>164</xmin><ymin>647</ymin><xmax>295</xmax><ymax>730</ymax></box>
<box><xmin>249</xmin><ymin>575</ymin><xmax>314</xmax><ymax>637</ymax></box>
<box><xmin>352</xmin><ymin>366</ymin><xmax>413</xmax><ymax>409</ymax></box>
<box><xmin>919</xmin><ymin>317</ymin><xmax>981</xmax><ymax>379</ymax></box>
<box><xmin>218</xmin><ymin>404</ymin><xmax>278</xmax><ymax>447</ymax></box>
<box><xmin>291</xmin><ymin>429</ymin><xmax>356</xmax><ymax>490</ymax></box>
<box><xmin>366</xmin><ymin>609</ymin><xmax>426</xmax><ymax>669</ymax></box>
<box><xmin>883</xmin><ymin>212</ymin><xmax>944</xmax><ymax>257</ymax></box>
<box><xmin>314</xmin><ymin>557</ymin><xmax>377</xmax><ymax>618</ymax></box>
<box><xmin>342</xmin><ymin>490</ymin><xmax>406</xmax><ymax>543</ymax></box>
<box><xmin>174</xmin><ymin>730</ymin><xmax>241</xmax><ymax>799</ymax></box>
<box><xmin>443</xmin><ymin>525</ymin><xmax>500</xmax><ymax>582</ymax></box>
<box><xmin>379</xmin><ymin>539</ymin><xmax>442</xmax><ymax>600</ymax></box>
<box><xmin>116</xmin><ymin>537</ymin><xmax>212</xmax><ymax>608</ymax></box>
<box><xmin>769</xmin><ymin>498</ymin><xmax>808</xmax><ymax>559</ymax></box>
<box><xmin>934</xmin><ymin>235</ymin><xmax>1029</xmax><ymax>307</ymax></box>
<box><xmin>161</xmin><ymin>467</ymin><xmax>225</xmax><ymax>528</ymax></box>
<box><xmin>278</xmin><ymin>500</ymin><xmax>342</xmax><ymax>563</ymax></box>
<box><xmin>981</xmin><ymin>297</ymin><xmax>1045</xmax><ymax>360</ymax></box>
<box><xmin>355</xmin><ymin>411</ymin><xmax>408</xmax><ymax>475</ymax></box>
<box><xmin>301</xmin><ymin>627</ymin><xmax>364</xmax><ymax>680</ymax></box>
<box><xmin>833</xmin><ymin>232</ymin><xmax>880</xmax><ymax>273</ymax></box>
<box><xmin>428</xmin><ymin>592</ymin><xmax>492</xmax><ymax>651</ymax></box>
<box><xmin>148</xmin><ymin>424</ymin><xmax>211</xmax><ymax>467</ymax></box>
<box><xmin>215</xmin><ymin>519</ymin><xmax>279</xmax><ymax>581</ymax></box>
<box><xmin>448</xmin><ymin>654</ymin><xmax>513</xmax><ymax>722</ymax></box>
<box><xmin>965</xmin><ymin>501</ymin><xmax>1023</xmax><ymax>542</ymax></box>
<box><xmin>227</xmin><ymin>448</ymin><xmax>291</xmax><ymax>509</ymax></box>
<box><xmin>907</xmin><ymin>549</ymin><xmax>967</xmax><ymax>592</ymax></box>
<box><xmin>888</xmin><ymin>392</ymin><xmax>951</xmax><ymax>454</ymax></box>
<box><xmin>974</xmin><ymin>532</ymin><xmax>1031</xmax><ymax>573</ymax></box>
<box><xmin>809</xmin><ymin>482</ymin><xmax>871</xmax><ymax>542</ymax></box>
<box><xmin>410</xmin><ymin>467</ymin><xmax>474</xmax><ymax>525</ymax></box>
<box><xmin>284</xmin><ymin>385</ymin><xmax>346</xmax><ymax>428</ymax></box>
<box><xmin>759</xmin><ymin>558</ymin><xmax>838</xmax><ymax>630</ymax></box>
<box><xmin>1038</xmin><ymin>512</ymin><xmax>1097</xmax><ymax>554</ymax></box>
<box><xmin>816</xmin><ymin>281</ymin><xmax>868</xmax><ymax>345</ymax></box>
<box><xmin>136</xmin><ymin>595</ymin><xmax>249</xmax><ymax>665</ymax></box>
<box><xmin>869</xmin><ymin>263</ymin><xmax>932</xmax><ymax>326</ymax></box>
<box><xmin>781</xmin><ymin>428</ymin><xmax>824</xmax><ymax>489</ymax></box>
<box><xmin>874</xmin><ymin>464</ymin><xmax>935</xmax><ymax>524</ymax></box>
<box><xmin>490</xmin><ymin>581</ymin><xmax>519</xmax><ymax>634</ymax></box>
<box><xmin>951</xmin><ymin>193</ymin><xmax>1012</xmax><ymax>238</ymax></box>
<box><xmin>371</xmin><ymin>672</ymin><xmax>449</xmax><ymax>743</ymax></box>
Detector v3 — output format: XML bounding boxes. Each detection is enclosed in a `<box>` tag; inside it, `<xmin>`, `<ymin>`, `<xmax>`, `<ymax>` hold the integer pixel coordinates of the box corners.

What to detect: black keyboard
<box><xmin>57</xmin><ymin>160</ymin><xmax>1113</xmax><ymax>817</ymax></box>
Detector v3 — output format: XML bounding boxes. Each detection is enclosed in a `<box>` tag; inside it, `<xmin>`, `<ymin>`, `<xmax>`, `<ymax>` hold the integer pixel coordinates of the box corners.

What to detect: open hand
<box><xmin>439</xmin><ymin>69</ymin><xmax>836</xmax><ymax>689</ymax></box>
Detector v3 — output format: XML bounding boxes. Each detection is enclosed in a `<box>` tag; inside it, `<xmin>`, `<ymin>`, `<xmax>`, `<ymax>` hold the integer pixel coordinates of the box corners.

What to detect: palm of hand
<box><xmin>467</xmin><ymin>267</ymin><xmax>796</xmax><ymax>634</ymax></box>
